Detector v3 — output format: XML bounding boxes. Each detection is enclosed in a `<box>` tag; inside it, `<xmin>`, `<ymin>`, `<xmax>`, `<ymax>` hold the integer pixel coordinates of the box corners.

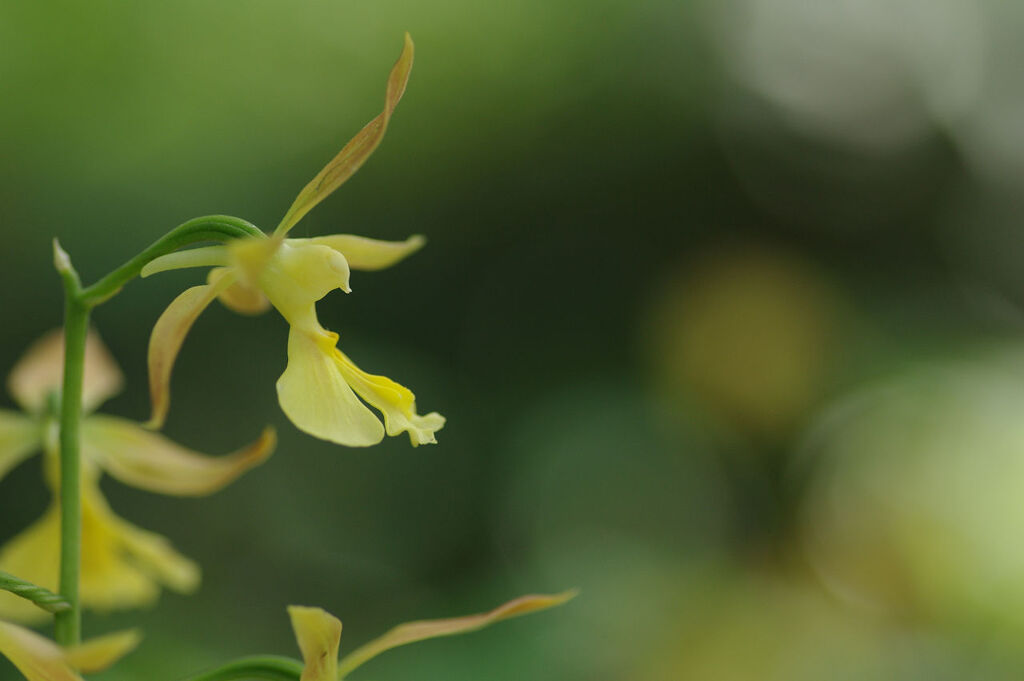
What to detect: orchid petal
<box><xmin>208</xmin><ymin>267</ymin><xmax>270</xmax><ymax>315</ymax></box>
<box><xmin>252</xmin><ymin>243</ymin><xmax>351</xmax><ymax>331</ymax></box>
<box><xmin>0</xmin><ymin>411</ymin><xmax>40</xmax><ymax>484</ymax></box>
<box><xmin>275</xmin><ymin>33</ymin><xmax>415</xmax><ymax>236</ymax></box>
<box><xmin>8</xmin><ymin>329</ymin><xmax>123</xmax><ymax>415</ymax></box>
<box><xmin>83</xmin><ymin>415</ymin><xmax>274</xmax><ymax>496</ymax></box>
<box><xmin>288</xmin><ymin>606</ymin><xmax>341</xmax><ymax>681</ymax></box>
<box><xmin>0</xmin><ymin>620</ymin><xmax>83</xmax><ymax>681</ymax></box>
<box><xmin>140</xmin><ymin>246</ymin><xmax>229</xmax><ymax>278</ymax></box>
<box><xmin>276</xmin><ymin>329</ymin><xmax>384</xmax><ymax>447</ymax></box>
<box><xmin>335</xmin><ymin>350</ymin><xmax>444</xmax><ymax>447</ymax></box>
<box><xmin>336</xmin><ymin>592</ymin><xmax>577</xmax><ymax>678</ymax></box>
<box><xmin>147</xmin><ymin>276</ymin><xmax>234</xmax><ymax>429</ymax></box>
<box><xmin>301</xmin><ymin>234</ymin><xmax>425</xmax><ymax>271</ymax></box>
<box><xmin>63</xmin><ymin>630</ymin><xmax>141</xmax><ymax>673</ymax></box>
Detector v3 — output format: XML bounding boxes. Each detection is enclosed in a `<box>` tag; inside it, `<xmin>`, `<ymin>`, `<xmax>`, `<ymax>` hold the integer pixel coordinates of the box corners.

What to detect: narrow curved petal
<box><xmin>276</xmin><ymin>329</ymin><xmax>384</xmax><ymax>447</ymax></box>
<box><xmin>302</xmin><ymin>234</ymin><xmax>425</xmax><ymax>271</ymax></box>
<box><xmin>336</xmin><ymin>592</ymin><xmax>577</xmax><ymax>678</ymax></box>
<box><xmin>0</xmin><ymin>411</ymin><xmax>41</xmax><ymax>484</ymax></box>
<box><xmin>275</xmin><ymin>33</ymin><xmax>415</xmax><ymax>236</ymax></box>
<box><xmin>8</xmin><ymin>329</ymin><xmax>123</xmax><ymax>415</ymax></box>
<box><xmin>208</xmin><ymin>267</ymin><xmax>270</xmax><ymax>315</ymax></box>
<box><xmin>83</xmin><ymin>415</ymin><xmax>275</xmax><ymax>496</ymax></box>
<box><xmin>334</xmin><ymin>350</ymin><xmax>445</xmax><ymax>447</ymax></box>
<box><xmin>140</xmin><ymin>246</ymin><xmax>229</xmax><ymax>278</ymax></box>
<box><xmin>147</xmin><ymin>277</ymin><xmax>234</xmax><ymax>429</ymax></box>
<box><xmin>0</xmin><ymin>620</ymin><xmax>83</xmax><ymax>681</ymax></box>
<box><xmin>63</xmin><ymin>630</ymin><xmax>141</xmax><ymax>673</ymax></box>
<box><xmin>288</xmin><ymin>606</ymin><xmax>341</xmax><ymax>681</ymax></box>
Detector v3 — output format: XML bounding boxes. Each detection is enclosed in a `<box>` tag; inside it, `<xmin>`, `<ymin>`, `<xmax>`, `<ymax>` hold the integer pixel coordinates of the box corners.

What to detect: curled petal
<box><xmin>83</xmin><ymin>415</ymin><xmax>275</xmax><ymax>496</ymax></box>
<box><xmin>8</xmin><ymin>329</ymin><xmax>123</xmax><ymax>415</ymax></box>
<box><xmin>288</xmin><ymin>606</ymin><xmax>341</xmax><ymax>681</ymax></box>
<box><xmin>277</xmin><ymin>330</ymin><xmax>384</xmax><ymax>447</ymax></box>
<box><xmin>208</xmin><ymin>267</ymin><xmax>270</xmax><ymax>315</ymax></box>
<box><xmin>302</xmin><ymin>234</ymin><xmax>425</xmax><ymax>271</ymax></box>
<box><xmin>0</xmin><ymin>620</ymin><xmax>83</xmax><ymax>681</ymax></box>
<box><xmin>336</xmin><ymin>592</ymin><xmax>577</xmax><ymax>678</ymax></box>
<box><xmin>147</xmin><ymin>277</ymin><xmax>234</xmax><ymax>429</ymax></box>
<box><xmin>63</xmin><ymin>630</ymin><xmax>141</xmax><ymax>673</ymax></box>
<box><xmin>275</xmin><ymin>33</ymin><xmax>415</xmax><ymax>235</ymax></box>
<box><xmin>0</xmin><ymin>411</ymin><xmax>41</xmax><ymax>484</ymax></box>
<box><xmin>335</xmin><ymin>350</ymin><xmax>444</xmax><ymax>447</ymax></box>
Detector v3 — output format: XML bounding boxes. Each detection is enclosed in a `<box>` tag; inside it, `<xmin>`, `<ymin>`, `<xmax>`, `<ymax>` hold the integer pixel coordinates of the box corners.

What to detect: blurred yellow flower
<box><xmin>287</xmin><ymin>592</ymin><xmax>575</xmax><ymax>681</ymax></box>
<box><xmin>0</xmin><ymin>329</ymin><xmax>274</xmax><ymax>622</ymax></box>
<box><xmin>140</xmin><ymin>34</ymin><xmax>444</xmax><ymax>448</ymax></box>
<box><xmin>0</xmin><ymin>618</ymin><xmax>138</xmax><ymax>681</ymax></box>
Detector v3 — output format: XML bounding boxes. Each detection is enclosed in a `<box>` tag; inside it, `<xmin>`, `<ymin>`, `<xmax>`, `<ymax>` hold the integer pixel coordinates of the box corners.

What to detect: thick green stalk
<box><xmin>177</xmin><ymin>656</ymin><xmax>304</xmax><ymax>681</ymax></box>
<box><xmin>54</xmin><ymin>264</ymin><xmax>88</xmax><ymax>646</ymax></box>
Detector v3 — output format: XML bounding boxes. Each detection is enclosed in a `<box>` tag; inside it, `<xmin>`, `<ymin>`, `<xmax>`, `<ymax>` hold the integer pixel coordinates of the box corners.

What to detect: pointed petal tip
<box><xmin>64</xmin><ymin>629</ymin><xmax>143</xmax><ymax>673</ymax></box>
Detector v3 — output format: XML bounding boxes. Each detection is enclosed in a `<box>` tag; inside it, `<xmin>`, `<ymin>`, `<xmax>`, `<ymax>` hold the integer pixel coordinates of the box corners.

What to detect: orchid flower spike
<box><xmin>287</xmin><ymin>591</ymin><xmax>576</xmax><ymax>680</ymax></box>
<box><xmin>0</xmin><ymin>329</ymin><xmax>274</xmax><ymax>621</ymax></box>
<box><xmin>140</xmin><ymin>33</ymin><xmax>445</xmax><ymax>448</ymax></box>
<box><xmin>0</xmin><ymin>619</ymin><xmax>139</xmax><ymax>681</ymax></box>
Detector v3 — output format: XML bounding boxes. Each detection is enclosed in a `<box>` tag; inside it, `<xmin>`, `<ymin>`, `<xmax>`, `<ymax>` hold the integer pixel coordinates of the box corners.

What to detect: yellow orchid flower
<box><xmin>287</xmin><ymin>592</ymin><xmax>575</xmax><ymax>681</ymax></box>
<box><xmin>0</xmin><ymin>619</ymin><xmax>138</xmax><ymax>681</ymax></box>
<box><xmin>139</xmin><ymin>33</ymin><xmax>445</xmax><ymax>448</ymax></box>
<box><xmin>0</xmin><ymin>329</ymin><xmax>274</xmax><ymax>622</ymax></box>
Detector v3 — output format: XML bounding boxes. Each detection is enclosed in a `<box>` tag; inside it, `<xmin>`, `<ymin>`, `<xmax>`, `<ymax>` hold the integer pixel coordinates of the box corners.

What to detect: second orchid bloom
<box><xmin>141</xmin><ymin>34</ymin><xmax>445</xmax><ymax>448</ymax></box>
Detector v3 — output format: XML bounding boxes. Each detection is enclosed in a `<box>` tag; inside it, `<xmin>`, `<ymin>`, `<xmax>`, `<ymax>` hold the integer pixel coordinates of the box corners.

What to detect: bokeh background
<box><xmin>4</xmin><ymin>0</ymin><xmax>1024</xmax><ymax>678</ymax></box>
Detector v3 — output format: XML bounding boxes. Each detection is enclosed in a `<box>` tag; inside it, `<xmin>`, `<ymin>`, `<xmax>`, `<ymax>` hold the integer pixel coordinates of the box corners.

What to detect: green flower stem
<box><xmin>178</xmin><ymin>656</ymin><xmax>304</xmax><ymax>681</ymax></box>
<box><xmin>0</xmin><ymin>571</ymin><xmax>71</xmax><ymax>614</ymax></box>
<box><xmin>50</xmin><ymin>215</ymin><xmax>262</xmax><ymax>647</ymax></box>
<box><xmin>78</xmin><ymin>215</ymin><xmax>264</xmax><ymax>306</ymax></box>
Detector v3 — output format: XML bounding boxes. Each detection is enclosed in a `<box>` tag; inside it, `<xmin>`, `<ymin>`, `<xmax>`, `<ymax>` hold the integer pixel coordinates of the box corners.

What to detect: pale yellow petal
<box><xmin>254</xmin><ymin>243</ymin><xmax>351</xmax><ymax>331</ymax></box>
<box><xmin>300</xmin><ymin>234</ymin><xmax>425</xmax><ymax>271</ymax></box>
<box><xmin>276</xmin><ymin>329</ymin><xmax>384</xmax><ymax>447</ymax></box>
<box><xmin>83</xmin><ymin>415</ymin><xmax>275</xmax><ymax>496</ymax></box>
<box><xmin>335</xmin><ymin>350</ymin><xmax>444</xmax><ymax>447</ymax></box>
<box><xmin>63</xmin><ymin>630</ymin><xmax>141</xmax><ymax>673</ymax></box>
<box><xmin>275</xmin><ymin>33</ymin><xmax>415</xmax><ymax>235</ymax></box>
<box><xmin>208</xmin><ymin>267</ymin><xmax>270</xmax><ymax>315</ymax></box>
<box><xmin>8</xmin><ymin>329</ymin><xmax>123</xmax><ymax>414</ymax></box>
<box><xmin>106</xmin><ymin>516</ymin><xmax>200</xmax><ymax>596</ymax></box>
<box><xmin>0</xmin><ymin>511</ymin><xmax>60</xmax><ymax>624</ymax></box>
<box><xmin>147</xmin><ymin>277</ymin><xmax>233</xmax><ymax>429</ymax></box>
<box><xmin>288</xmin><ymin>606</ymin><xmax>341</xmax><ymax>681</ymax></box>
<box><xmin>0</xmin><ymin>411</ymin><xmax>41</xmax><ymax>484</ymax></box>
<box><xmin>0</xmin><ymin>620</ymin><xmax>83</xmax><ymax>681</ymax></box>
<box><xmin>140</xmin><ymin>245</ymin><xmax>229</xmax><ymax>278</ymax></box>
<box><xmin>336</xmin><ymin>592</ymin><xmax>577</xmax><ymax>678</ymax></box>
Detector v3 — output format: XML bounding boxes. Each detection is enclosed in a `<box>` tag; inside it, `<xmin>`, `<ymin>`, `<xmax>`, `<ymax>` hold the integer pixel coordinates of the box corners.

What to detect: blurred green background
<box><xmin>4</xmin><ymin>0</ymin><xmax>1024</xmax><ymax>678</ymax></box>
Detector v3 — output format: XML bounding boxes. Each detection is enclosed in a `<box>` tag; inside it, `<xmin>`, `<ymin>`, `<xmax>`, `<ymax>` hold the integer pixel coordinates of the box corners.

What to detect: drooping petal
<box><xmin>8</xmin><ymin>329</ymin><xmax>123</xmax><ymax>415</ymax></box>
<box><xmin>336</xmin><ymin>592</ymin><xmax>577</xmax><ymax>678</ymax></box>
<box><xmin>276</xmin><ymin>329</ymin><xmax>384</xmax><ymax>447</ymax></box>
<box><xmin>288</xmin><ymin>606</ymin><xmax>341</xmax><ymax>681</ymax></box>
<box><xmin>299</xmin><ymin>234</ymin><xmax>425</xmax><ymax>271</ymax></box>
<box><xmin>252</xmin><ymin>242</ymin><xmax>351</xmax><ymax>332</ymax></box>
<box><xmin>147</xmin><ymin>276</ymin><xmax>234</xmax><ymax>429</ymax></box>
<box><xmin>0</xmin><ymin>411</ymin><xmax>41</xmax><ymax>484</ymax></box>
<box><xmin>0</xmin><ymin>620</ymin><xmax>83</xmax><ymax>681</ymax></box>
<box><xmin>83</xmin><ymin>415</ymin><xmax>275</xmax><ymax>496</ymax></box>
<box><xmin>139</xmin><ymin>245</ymin><xmax>230</xmax><ymax>278</ymax></box>
<box><xmin>63</xmin><ymin>630</ymin><xmax>141</xmax><ymax>673</ymax></box>
<box><xmin>334</xmin><ymin>349</ymin><xmax>445</xmax><ymax>447</ymax></box>
<box><xmin>208</xmin><ymin>267</ymin><xmax>270</xmax><ymax>315</ymax></box>
<box><xmin>275</xmin><ymin>33</ymin><xmax>415</xmax><ymax>236</ymax></box>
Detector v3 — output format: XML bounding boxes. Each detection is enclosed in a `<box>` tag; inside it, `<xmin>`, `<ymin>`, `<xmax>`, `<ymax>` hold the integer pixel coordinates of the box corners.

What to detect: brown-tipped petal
<box><xmin>8</xmin><ymin>329</ymin><xmax>124</xmax><ymax>415</ymax></box>
<box><xmin>275</xmin><ymin>33</ymin><xmax>415</xmax><ymax>236</ymax></box>
<box><xmin>288</xmin><ymin>606</ymin><xmax>341</xmax><ymax>681</ymax></box>
<box><xmin>0</xmin><ymin>620</ymin><xmax>83</xmax><ymax>681</ymax></box>
<box><xmin>63</xmin><ymin>630</ymin><xmax>141</xmax><ymax>673</ymax></box>
<box><xmin>83</xmin><ymin>416</ymin><xmax>275</xmax><ymax>496</ymax></box>
<box><xmin>302</xmin><ymin>234</ymin><xmax>425</xmax><ymax>271</ymax></box>
<box><xmin>146</xmin><ymin>277</ymin><xmax>233</xmax><ymax>429</ymax></box>
<box><xmin>336</xmin><ymin>591</ymin><xmax>577</xmax><ymax>678</ymax></box>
